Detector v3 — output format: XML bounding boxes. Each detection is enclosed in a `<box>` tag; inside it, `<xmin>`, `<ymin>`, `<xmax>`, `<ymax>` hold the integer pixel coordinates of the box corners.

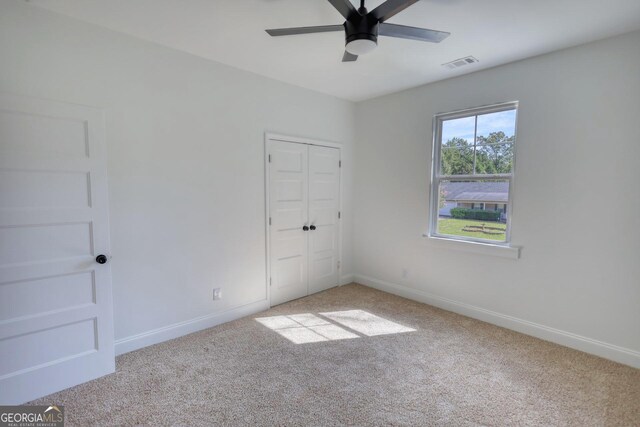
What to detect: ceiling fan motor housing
<box><xmin>344</xmin><ymin>14</ymin><xmax>379</xmax><ymax>47</ymax></box>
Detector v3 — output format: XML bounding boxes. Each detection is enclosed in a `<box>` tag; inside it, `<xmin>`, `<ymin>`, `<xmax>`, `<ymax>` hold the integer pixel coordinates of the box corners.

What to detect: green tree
<box><xmin>441</xmin><ymin>137</ymin><xmax>473</xmax><ymax>175</ymax></box>
<box><xmin>476</xmin><ymin>131</ymin><xmax>514</xmax><ymax>174</ymax></box>
<box><xmin>442</xmin><ymin>132</ymin><xmax>514</xmax><ymax>175</ymax></box>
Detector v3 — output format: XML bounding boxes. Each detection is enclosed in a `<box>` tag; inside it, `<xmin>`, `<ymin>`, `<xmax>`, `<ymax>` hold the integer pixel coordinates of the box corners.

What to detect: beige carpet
<box><xmin>31</xmin><ymin>284</ymin><xmax>640</xmax><ymax>426</ymax></box>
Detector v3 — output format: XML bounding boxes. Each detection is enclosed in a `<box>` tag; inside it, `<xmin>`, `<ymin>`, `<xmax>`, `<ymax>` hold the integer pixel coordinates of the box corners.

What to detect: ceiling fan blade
<box><xmin>379</xmin><ymin>23</ymin><xmax>450</xmax><ymax>43</ymax></box>
<box><xmin>266</xmin><ymin>25</ymin><xmax>344</xmax><ymax>37</ymax></box>
<box><xmin>369</xmin><ymin>0</ymin><xmax>420</xmax><ymax>23</ymax></box>
<box><xmin>327</xmin><ymin>0</ymin><xmax>359</xmax><ymax>20</ymax></box>
<box><xmin>342</xmin><ymin>51</ymin><xmax>358</xmax><ymax>62</ymax></box>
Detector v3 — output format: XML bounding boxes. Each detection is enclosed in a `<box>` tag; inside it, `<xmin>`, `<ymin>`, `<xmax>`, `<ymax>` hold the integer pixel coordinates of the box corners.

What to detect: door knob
<box><xmin>310</xmin><ymin>225</ymin><xmax>316</xmax><ymax>231</ymax></box>
<box><xmin>302</xmin><ymin>225</ymin><xmax>309</xmax><ymax>231</ymax></box>
<box><xmin>96</xmin><ymin>254</ymin><xmax>109</xmax><ymax>264</ymax></box>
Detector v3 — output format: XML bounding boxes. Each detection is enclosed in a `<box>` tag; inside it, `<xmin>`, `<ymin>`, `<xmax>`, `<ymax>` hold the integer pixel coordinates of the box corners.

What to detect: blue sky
<box><xmin>442</xmin><ymin>110</ymin><xmax>516</xmax><ymax>144</ymax></box>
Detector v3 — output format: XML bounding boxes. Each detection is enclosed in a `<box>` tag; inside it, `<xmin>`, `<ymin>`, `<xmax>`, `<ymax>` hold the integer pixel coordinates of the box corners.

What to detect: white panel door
<box><xmin>0</xmin><ymin>94</ymin><xmax>115</xmax><ymax>404</ymax></box>
<box><xmin>308</xmin><ymin>145</ymin><xmax>340</xmax><ymax>294</ymax></box>
<box><xmin>268</xmin><ymin>141</ymin><xmax>309</xmax><ymax>306</ymax></box>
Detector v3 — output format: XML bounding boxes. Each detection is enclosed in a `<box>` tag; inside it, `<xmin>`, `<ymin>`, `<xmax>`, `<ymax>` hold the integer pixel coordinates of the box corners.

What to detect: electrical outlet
<box><xmin>402</xmin><ymin>268</ymin><xmax>409</xmax><ymax>279</ymax></box>
<box><xmin>213</xmin><ymin>288</ymin><xmax>222</xmax><ymax>300</ymax></box>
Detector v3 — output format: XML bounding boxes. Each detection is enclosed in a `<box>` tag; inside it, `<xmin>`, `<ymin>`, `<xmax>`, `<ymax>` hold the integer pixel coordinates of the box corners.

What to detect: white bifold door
<box><xmin>268</xmin><ymin>139</ymin><xmax>341</xmax><ymax>306</ymax></box>
<box><xmin>0</xmin><ymin>94</ymin><xmax>115</xmax><ymax>404</ymax></box>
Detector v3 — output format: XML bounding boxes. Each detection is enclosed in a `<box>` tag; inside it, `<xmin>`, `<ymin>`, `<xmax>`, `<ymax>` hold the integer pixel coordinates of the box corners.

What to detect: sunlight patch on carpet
<box><xmin>320</xmin><ymin>310</ymin><xmax>416</xmax><ymax>336</ymax></box>
<box><xmin>255</xmin><ymin>310</ymin><xmax>415</xmax><ymax>344</ymax></box>
<box><xmin>255</xmin><ymin>313</ymin><xmax>358</xmax><ymax>344</ymax></box>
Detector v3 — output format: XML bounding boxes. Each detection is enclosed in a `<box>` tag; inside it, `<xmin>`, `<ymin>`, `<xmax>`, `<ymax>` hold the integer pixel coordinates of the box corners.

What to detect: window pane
<box><xmin>475</xmin><ymin>109</ymin><xmax>516</xmax><ymax>142</ymax></box>
<box><xmin>441</xmin><ymin>116</ymin><xmax>475</xmax><ymax>147</ymax></box>
<box><xmin>441</xmin><ymin>146</ymin><xmax>474</xmax><ymax>175</ymax></box>
<box><xmin>436</xmin><ymin>180</ymin><xmax>509</xmax><ymax>242</ymax></box>
<box><xmin>474</xmin><ymin>143</ymin><xmax>514</xmax><ymax>174</ymax></box>
<box><xmin>474</xmin><ymin>110</ymin><xmax>516</xmax><ymax>175</ymax></box>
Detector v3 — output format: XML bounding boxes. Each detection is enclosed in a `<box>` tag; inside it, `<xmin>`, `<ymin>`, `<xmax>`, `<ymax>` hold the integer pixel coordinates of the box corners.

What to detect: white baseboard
<box><xmin>340</xmin><ymin>274</ymin><xmax>355</xmax><ymax>286</ymax></box>
<box><xmin>355</xmin><ymin>274</ymin><xmax>640</xmax><ymax>369</ymax></box>
<box><xmin>115</xmin><ymin>299</ymin><xmax>270</xmax><ymax>356</ymax></box>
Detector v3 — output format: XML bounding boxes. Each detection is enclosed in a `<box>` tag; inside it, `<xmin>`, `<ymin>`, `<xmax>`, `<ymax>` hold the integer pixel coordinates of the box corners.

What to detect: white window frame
<box><xmin>428</xmin><ymin>101</ymin><xmax>519</xmax><ymax>247</ymax></box>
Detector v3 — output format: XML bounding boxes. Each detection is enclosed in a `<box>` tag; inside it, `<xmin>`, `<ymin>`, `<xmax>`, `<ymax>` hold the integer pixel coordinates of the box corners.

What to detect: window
<box><xmin>429</xmin><ymin>102</ymin><xmax>518</xmax><ymax>244</ymax></box>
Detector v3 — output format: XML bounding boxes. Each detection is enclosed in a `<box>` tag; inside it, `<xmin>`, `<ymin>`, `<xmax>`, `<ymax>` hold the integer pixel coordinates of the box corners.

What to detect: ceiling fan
<box><xmin>266</xmin><ymin>0</ymin><xmax>450</xmax><ymax>62</ymax></box>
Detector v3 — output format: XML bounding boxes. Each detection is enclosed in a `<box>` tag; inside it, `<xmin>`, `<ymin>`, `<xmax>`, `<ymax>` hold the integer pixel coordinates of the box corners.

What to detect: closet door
<box><xmin>307</xmin><ymin>145</ymin><xmax>340</xmax><ymax>294</ymax></box>
<box><xmin>268</xmin><ymin>141</ymin><xmax>309</xmax><ymax>306</ymax></box>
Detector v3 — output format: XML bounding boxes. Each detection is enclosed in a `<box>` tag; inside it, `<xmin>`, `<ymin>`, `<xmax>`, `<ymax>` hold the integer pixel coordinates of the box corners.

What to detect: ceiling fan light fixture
<box><xmin>265</xmin><ymin>0</ymin><xmax>450</xmax><ymax>63</ymax></box>
<box><xmin>345</xmin><ymin>38</ymin><xmax>377</xmax><ymax>55</ymax></box>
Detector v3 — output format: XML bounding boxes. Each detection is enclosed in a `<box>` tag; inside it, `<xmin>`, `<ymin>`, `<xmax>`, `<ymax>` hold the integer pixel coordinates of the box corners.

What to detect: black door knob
<box><xmin>302</xmin><ymin>225</ymin><xmax>309</xmax><ymax>231</ymax></box>
<box><xmin>96</xmin><ymin>254</ymin><xmax>108</xmax><ymax>264</ymax></box>
<box><xmin>310</xmin><ymin>225</ymin><xmax>316</xmax><ymax>231</ymax></box>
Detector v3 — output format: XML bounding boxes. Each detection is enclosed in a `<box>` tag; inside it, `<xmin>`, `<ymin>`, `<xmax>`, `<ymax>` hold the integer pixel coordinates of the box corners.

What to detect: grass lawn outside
<box><xmin>437</xmin><ymin>217</ymin><xmax>507</xmax><ymax>241</ymax></box>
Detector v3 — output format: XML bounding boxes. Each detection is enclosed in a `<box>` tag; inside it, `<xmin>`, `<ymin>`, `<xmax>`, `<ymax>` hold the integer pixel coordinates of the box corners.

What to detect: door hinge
<box><xmin>337</xmin><ymin>260</ymin><xmax>341</xmax><ymax>270</ymax></box>
<box><xmin>269</xmin><ymin>217</ymin><xmax>272</xmax><ymax>225</ymax></box>
<box><xmin>338</xmin><ymin>211</ymin><xmax>341</xmax><ymax>219</ymax></box>
<box><xmin>339</xmin><ymin>160</ymin><xmax>342</xmax><ymax>168</ymax></box>
<box><xmin>268</xmin><ymin>154</ymin><xmax>271</xmax><ymax>163</ymax></box>
<box><xmin>269</xmin><ymin>277</ymin><xmax>272</xmax><ymax>287</ymax></box>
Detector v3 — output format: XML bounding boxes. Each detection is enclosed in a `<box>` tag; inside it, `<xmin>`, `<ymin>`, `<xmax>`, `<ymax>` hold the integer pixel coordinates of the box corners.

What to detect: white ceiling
<box><xmin>29</xmin><ymin>0</ymin><xmax>640</xmax><ymax>101</ymax></box>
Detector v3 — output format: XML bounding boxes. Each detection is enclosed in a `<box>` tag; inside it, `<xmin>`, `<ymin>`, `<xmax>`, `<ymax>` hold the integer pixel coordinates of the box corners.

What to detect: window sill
<box><xmin>422</xmin><ymin>234</ymin><xmax>521</xmax><ymax>259</ymax></box>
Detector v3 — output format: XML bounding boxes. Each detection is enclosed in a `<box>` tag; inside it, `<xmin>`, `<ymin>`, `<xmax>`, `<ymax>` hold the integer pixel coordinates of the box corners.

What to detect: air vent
<box><xmin>443</xmin><ymin>56</ymin><xmax>479</xmax><ymax>70</ymax></box>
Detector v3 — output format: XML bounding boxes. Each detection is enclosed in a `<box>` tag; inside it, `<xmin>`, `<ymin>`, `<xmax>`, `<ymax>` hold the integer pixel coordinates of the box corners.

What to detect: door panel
<box><xmin>0</xmin><ymin>94</ymin><xmax>114</xmax><ymax>404</ymax></box>
<box><xmin>268</xmin><ymin>141</ymin><xmax>308</xmax><ymax>306</ymax></box>
<box><xmin>0</xmin><ymin>319</ymin><xmax>97</xmax><ymax>378</ymax></box>
<box><xmin>0</xmin><ymin>109</ymin><xmax>89</xmax><ymax>157</ymax></box>
<box><xmin>0</xmin><ymin>222</ymin><xmax>93</xmax><ymax>265</ymax></box>
<box><xmin>308</xmin><ymin>145</ymin><xmax>340</xmax><ymax>294</ymax></box>
<box><xmin>0</xmin><ymin>271</ymin><xmax>95</xmax><ymax>322</ymax></box>
<box><xmin>0</xmin><ymin>169</ymin><xmax>90</xmax><ymax>209</ymax></box>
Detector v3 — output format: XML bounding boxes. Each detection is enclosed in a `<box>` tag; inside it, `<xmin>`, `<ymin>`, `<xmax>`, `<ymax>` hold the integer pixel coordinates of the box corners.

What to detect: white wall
<box><xmin>0</xmin><ymin>1</ymin><xmax>354</xmax><ymax>351</ymax></box>
<box><xmin>354</xmin><ymin>31</ymin><xmax>640</xmax><ymax>367</ymax></box>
